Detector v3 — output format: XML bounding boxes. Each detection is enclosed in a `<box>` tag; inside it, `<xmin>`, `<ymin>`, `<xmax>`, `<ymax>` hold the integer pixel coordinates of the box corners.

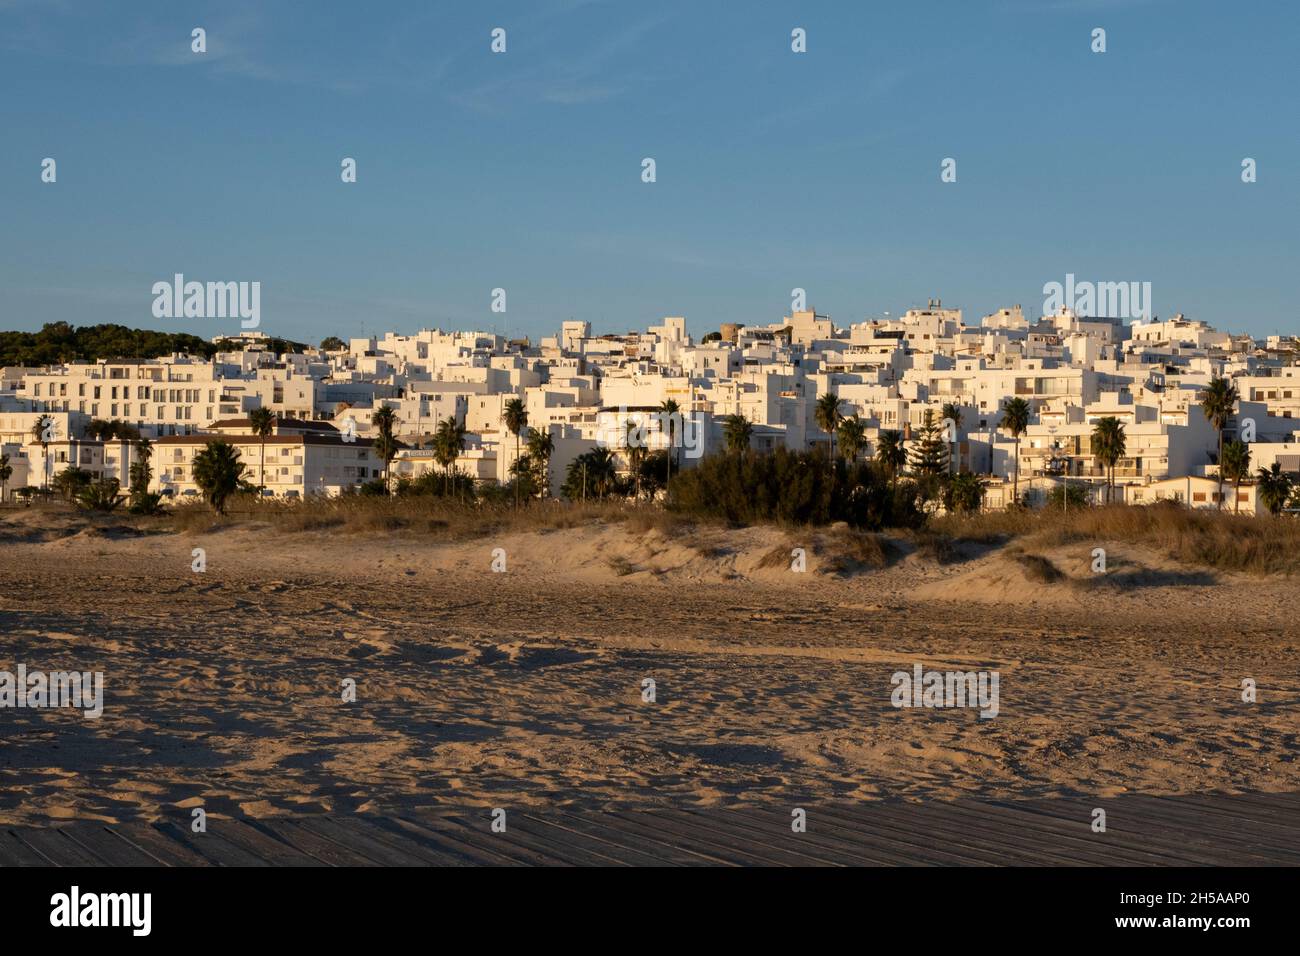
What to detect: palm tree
<box><xmin>248</xmin><ymin>407</ymin><xmax>276</xmax><ymax>494</ymax></box>
<box><xmin>623</xmin><ymin>418</ymin><xmax>646</xmax><ymax>498</ymax></box>
<box><xmin>1219</xmin><ymin>439</ymin><xmax>1252</xmax><ymax>514</ymax></box>
<box><xmin>585</xmin><ymin>446</ymin><xmax>617</xmax><ymax>498</ymax></box>
<box><xmin>722</xmin><ymin>414</ymin><xmax>753</xmax><ymax>455</ymax></box>
<box><xmin>32</xmin><ymin>414</ymin><xmax>53</xmax><ymax>493</ymax></box>
<box><xmin>1200</xmin><ymin>376</ymin><xmax>1239</xmax><ymax>511</ymax></box>
<box><xmin>941</xmin><ymin>402</ymin><xmax>963</xmax><ymax>474</ymax></box>
<box><xmin>502</xmin><ymin>397</ymin><xmax>528</xmax><ymax>506</ymax></box>
<box><xmin>431</xmin><ymin>418</ymin><xmax>466</xmax><ymax>494</ymax></box>
<box><xmin>814</xmin><ymin>393</ymin><xmax>843</xmax><ymax>458</ymax></box>
<box><xmin>371</xmin><ymin>406</ymin><xmax>399</xmax><ymax>492</ymax></box>
<box><xmin>836</xmin><ymin>415</ymin><xmax>866</xmax><ymax>464</ymax></box>
<box><xmin>658</xmin><ymin>398</ymin><xmax>681</xmax><ymax>486</ymax></box>
<box><xmin>1255</xmin><ymin>462</ymin><xmax>1292</xmax><ymax>516</ymax></box>
<box><xmin>192</xmin><ymin>441</ymin><xmax>245</xmax><ymax>515</ymax></box>
<box><xmin>875</xmin><ymin>430</ymin><xmax>907</xmax><ymax>490</ymax></box>
<box><xmin>945</xmin><ymin>471</ymin><xmax>986</xmax><ymax>515</ymax></box>
<box><xmin>525</xmin><ymin>427</ymin><xmax>554</xmax><ymax>499</ymax></box>
<box><xmin>0</xmin><ymin>453</ymin><xmax>10</xmax><ymax>504</ymax></box>
<box><xmin>1090</xmin><ymin>417</ymin><xmax>1127</xmax><ymax>504</ymax></box>
<box><xmin>128</xmin><ymin>437</ymin><xmax>153</xmax><ymax>505</ymax></box>
<box><xmin>1000</xmin><ymin>397</ymin><xmax>1031</xmax><ymax>505</ymax></box>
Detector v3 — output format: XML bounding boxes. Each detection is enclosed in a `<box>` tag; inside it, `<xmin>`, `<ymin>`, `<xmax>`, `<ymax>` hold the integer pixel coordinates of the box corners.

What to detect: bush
<box><xmin>128</xmin><ymin>491</ymin><xmax>166</xmax><ymax>515</ymax></box>
<box><xmin>74</xmin><ymin>478</ymin><xmax>123</xmax><ymax>512</ymax></box>
<box><xmin>394</xmin><ymin>470</ymin><xmax>478</xmax><ymax>500</ymax></box>
<box><xmin>667</xmin><ymin>449</ymin><xmax>922</xmax><ymax>530</ymax></box>
<box><xmin>1045</xmin><ymin>484</ymin><xmax>1091</xmax><ymax>510</ymax></box>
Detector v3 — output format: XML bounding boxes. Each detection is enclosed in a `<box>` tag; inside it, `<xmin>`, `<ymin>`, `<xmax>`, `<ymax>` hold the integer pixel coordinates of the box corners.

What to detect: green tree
<box><xmin>637</xmin><ymin>450</ymin><xmax>670</xmax><ymax>500</ymax></box>
<box><xmin>623</xmin><ymin>418</ymin><xmax>647</xmax><ymax>498</ymax></box>
<box><xmin>875</xmin><ymin>430</ymin><xmax>907</xmax><ymax>490</ymax></box>
<box><xmin>502</xmin><ymin>397</ymin><xmax>528</xmax><ymax>507</ymax></box>
<box><xmin>909</xmin><ymin>409</ymin><xmax>949</xmax><ymax>511</ymax></box>
<box><xmin>815</xmin><ymin>393</ymin><xmax>843</xmax><ymax>458</ymax></box>
<box><xmin>249</xmin><ymin>407</ymin><xmax>276</xmax><ymax>494</ymax></box>
<box><xmin>562</xmin><ymin>447</ymin><xmax>618</xmax><ymax>500</ymax></box>
<box><xmin>0</xmin><ymin>453</ymin><xmax>11</xmax><ymax>503</ymax></box>
<box><xmin>836</xmin><ymin>415</ymin><xmax>866</xmax><ymax>464</ymax></box>
<box><xmin>1000</xmin><ymin>397</ymin><xmax>1031</xmax><ymax>505</ymax></box>
<box><xmin>52</xmin><ymin>466</ymin><xmax>92</xmax><ymax>502</ymax></box>
<box><xmin>1200</xmin><ymin>376</ymin><xmax>1239</xmax><ymax>511</ymax></box>
<box><xmin>192</xmin><ymin>441</ymin><xmax>245</xmax><ymax>515</ymax></box>
<box><xmin>128</xmin><ymin>438</ymin><xmax>152</xmax><ymax>497</ymax></box>
<box><xmin>943</xmin><ymin>471</ymin><xmax>986</xmax><ymax>515</ymax></box>
<box><xmin>525</xmin><ymin>427</ymin><xmax>554</xmax><ymax>499</ymax></box>
<box><xmin>32</xmin><ymin>414</ymin><xmax>54</xmax><ymax>492</ymax></box>
<box><xmin>941</xmin><ymin>402</ymin><xmax>963</xmax><ymax>474</ymax></box>
<box><xmin>75</xmin><ymin>477</ymin><xmax>122</xmax><ymax>513</ymax></box>
<box><xmin>1046</xmin><ymin>483</ymin><xmax>1090</xmax><ymax>510</ymax></box>
<box><xmin>1255</xmin><ymin>462</ymin><xmax>1292</xmax><ymax>516</ymax></box>
<box><xmin>1219</xmin><ymin>439</ymin><xmax>1252</xmax><ymax>514</ymax></box>
<box><xmin>127</xmin><ymin>438</ymin><xmax>162</xmax><ymax>514</ymax></box>
<box><xmin>371</xmin><ymin>405</ymin><xmax>400</xmax><ymax>492</ymax></box>
<box><xmin>659</xmin><ymin>398</ymin><xmax>681</xmax><ymax>486</ymax></box>
<box><xmin>431</xmin><ymin>418</ymin><xmax>466</xmax><ymax>495</ymax></box>
<box><xmin>320</xmin><ymin>336</ymin><xmax>345</xmax><ymax>351</ymax></box>
<box><xmin>722</xmin><ymin>414</ymin><xmax>753</xmax><ymax>455</ymax></box>
<box><xmin>1090</xmin><ymin>416</ymin><xmax>1127</xmax><ymax>504</ymax></box>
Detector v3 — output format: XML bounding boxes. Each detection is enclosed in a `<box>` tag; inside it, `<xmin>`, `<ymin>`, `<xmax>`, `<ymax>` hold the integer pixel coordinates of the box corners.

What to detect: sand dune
<box><xmin>0</xmin><ymin>508</ymin><xmax>1296</xmax><ymax>826</ymax></box>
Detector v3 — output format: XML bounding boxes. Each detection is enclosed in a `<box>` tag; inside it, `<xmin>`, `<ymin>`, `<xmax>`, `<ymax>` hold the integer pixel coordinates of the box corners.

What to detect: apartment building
<box><xmin>151</xmin><ymin>424</ymin><xmax>383</xmax><ymax>498</ymax></box>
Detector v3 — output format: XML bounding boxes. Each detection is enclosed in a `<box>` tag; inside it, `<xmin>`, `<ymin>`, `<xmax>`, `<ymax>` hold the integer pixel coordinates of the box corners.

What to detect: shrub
<box><xmin>667</xmin><ymin>449</ymin><xmax>922</xmax><ymax>530</ymax></box>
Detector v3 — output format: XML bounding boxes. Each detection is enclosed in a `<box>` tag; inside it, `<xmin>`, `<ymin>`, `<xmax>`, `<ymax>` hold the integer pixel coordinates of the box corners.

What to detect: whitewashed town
<box><xmin>3</xmin><ymin>300</ymin><xmax>1299</xmax><ymax>513</ymax></box>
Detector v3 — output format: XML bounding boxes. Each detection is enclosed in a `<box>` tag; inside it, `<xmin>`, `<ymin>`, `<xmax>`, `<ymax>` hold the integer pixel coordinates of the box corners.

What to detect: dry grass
<box><xmin>21</xmin><ymin>493</ymin><xmax>1300</xmax><ymax>576</ymax></box>
<box><xmin>1008</xmin><ymin>549</ymin><xmax>1065</xmax><ymax>584</ymax></box>
<box><xmin>813</xmin><ymin>528</ymin><xmax>894</xmax><ymax>575</ymax></box>
<box><xmin>932</xmin><ymin>502</ymin><xmax>1300</xmax><ymax>575</ymax></box>
<box><xmin>157</xmin><ymin>496</ymin><xmax>695</xmax><ymax>541</ymax></box>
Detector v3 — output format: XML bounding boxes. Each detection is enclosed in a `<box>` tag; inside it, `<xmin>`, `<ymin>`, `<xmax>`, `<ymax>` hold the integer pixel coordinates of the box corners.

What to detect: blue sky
<box><xmin>2</xmin><ymin>0</ymin><xmax>1296</xmax><ymax>343</ymax></box>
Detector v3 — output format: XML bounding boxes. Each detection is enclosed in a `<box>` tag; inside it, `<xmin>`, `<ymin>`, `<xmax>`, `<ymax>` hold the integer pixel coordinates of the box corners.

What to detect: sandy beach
<box><xmin>1</xmin><ymin>508</ymin><xmax>1296</xmax><ymax>827</ymax></box>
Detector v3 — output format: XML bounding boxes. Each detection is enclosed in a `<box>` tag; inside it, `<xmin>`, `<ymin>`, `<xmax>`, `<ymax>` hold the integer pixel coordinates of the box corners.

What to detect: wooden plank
<box><xmin>0</xmin><ymin>829</ymin><xmax>54</xmax><ymax>866</ymax></box>
<box><xmin>57</xmin><ymin>825</ymin><xmax>163</xmax><ymax>867</ymax></box>
<box><xmin>105</xmin><ymin>825</ymin><xmax>215</xmax><ymax>867</ymax></box>
<box><xmin>603</xmin><ymin>810</ymin><xmax>833</xmax><ymax>866</ymax></box>
<box><xmin>683</xmin><ymin>809</ymin><xmax>906</xmax><ymax>866</ymax></box>
<box><xmin>369</xmin><ymin>815</ymin><xmax>529</xmax><ymax>866</ymax></box>
<box><xmin>293</xmin><ymin>817</ymin><xmax>450</xmax><ymax>866</ymax></box>
<box><xmin>514</xmin><ymin>812</ymin><xmax>683</xmax><ymax>866</ymax></box>
<box><xmin>488</xmin><ymin>814</ymin><xmax>645</xmax><ymax>866</ymax></box>
<box><xmin>151</xmin><ymin>820</ymin><xmax>273</xmax><ymax>867</ymax></box>
<box><xmin>4</xmin><ymin>791</ymin><xmax>1298</xmax><ymax>868</ymax></box>
<box><xmin>11</xmin><ymin>828</ymin><xmax>108</xmax><ymax>866</ymax></box>
<box><xmin>912</xmin><ymin>800</ymin><xmax>1172</xmax><ymax>867</ymax></box>
<box><xmin>198</xmin><ymin>819</ymin><xmax>328</xmax><ymax>867</ymax></box>
<box><xmin>711</xmin><ymin>807</ymin><xmax>948</xmax><ymax>867</ymax></box>
<box><xmin>334</xmin><ymin>816</ymin><xmax>479</xmax><ymax>866</ymax></box>
<box><xmin>526</xmin><ymin>811</ymin><xmax>736</xmax><ymax>866</ymax></box>
<box><xmin>995</xmin><ymin>798</ymin><xmax>1269</xmax><ymax>866</ymax></box>
<box><xmin>435</xmin><ymin>814</ymin><xmax>612</xmax><ymax>866</ymax></box>
<box><xmin>248</xmin><ymin>820</ymin><xmax>380</xmax><ymax>866</ymax></box>
<box><xmin>1118</xmin><ymin>795</ymin><xmax>1300</xmax><ymax>846</ymax></box>
<box><xmin>1013</xmin><ymin>796</ymin><xmax>1296</xmax><ymax>864</ymax></box>
<box><xmin>431</xmin><ymin>814</ymin><xmax>578</xmax><ymax>867</ymax></box>
<box><xmin>1159</xmin><ymin>794</ymin><xmax>1300</xmax><ymax>836</ymax></box>
<box><xmin>808</xmin><ymin>804</ymin><xmax>1019</xmax><ymax>866</ymax></box>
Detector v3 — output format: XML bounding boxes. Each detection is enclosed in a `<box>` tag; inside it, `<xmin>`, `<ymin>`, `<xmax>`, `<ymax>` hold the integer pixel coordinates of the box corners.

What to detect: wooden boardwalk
<box><xmin>3</xmin><ymin>792</ymin><xmax>1298</xmax><ymax>866</ymax></box>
